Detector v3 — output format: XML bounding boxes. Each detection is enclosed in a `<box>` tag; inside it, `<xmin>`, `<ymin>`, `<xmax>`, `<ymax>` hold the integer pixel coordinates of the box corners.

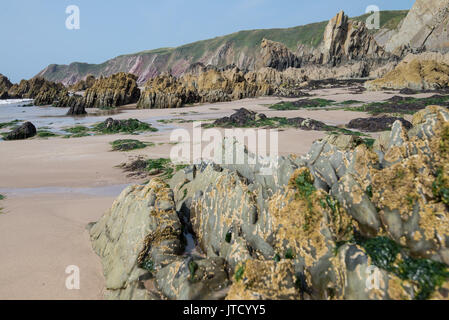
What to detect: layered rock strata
<box><xmin>91</xmin><ymin>105</ymin><xmax>449</xmax><ymax>300</ymax></box>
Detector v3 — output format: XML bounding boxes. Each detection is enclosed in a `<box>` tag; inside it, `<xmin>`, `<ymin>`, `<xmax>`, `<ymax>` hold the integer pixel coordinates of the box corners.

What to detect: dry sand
<box><xmin>0</xmin><ymin>87</ymin><xmax>416</xmax><ymax>299</ymax></box>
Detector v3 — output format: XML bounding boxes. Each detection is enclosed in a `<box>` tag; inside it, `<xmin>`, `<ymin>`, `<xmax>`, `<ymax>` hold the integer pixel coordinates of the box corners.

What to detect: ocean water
<box><xmin>0</xmin><ymin>100</ymin><xmax>174</xmax><ymax>136</ymax></box>
<box><xmin>0</xmin><ymin>100</ymin><xmax>117</xmax><ymax>133</ymax></box>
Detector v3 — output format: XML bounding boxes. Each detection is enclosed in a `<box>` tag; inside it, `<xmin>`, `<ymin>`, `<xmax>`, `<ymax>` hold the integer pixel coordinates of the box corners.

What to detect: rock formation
<box><xmin>83</xmin><ymin>73</ymin><xmax>140</xmax><ymax>108</ymax></box>
<box><xmin>365</xmin><ymin>52</ymin><xmax>449</xmax><ymax>90</ymax></box>
<box><xmin>69</xmin><ymin>74</ymin><xmax>96</xmax><ymax>92</ymax></box>
<box><xmin>6</xmin><ymin>77</ymin><xmax>68</xmax><ymax>106</ymax></box>
<box><xmin>386</xmin><ymin>0</ymin><xmax>449</xmax><ymax>52</ymax></box>
<box><xmin>0</xmin><ymin>74</ymin><xmax>13</xmax><ymax>99</ymax></box>
<box><xmin>321</xmin><ymin>11</ymin><xmax>388</xmax><ymax>66</ymax></box>
<box><xmin>90</xmin><ymin>105</ymin><xmax>449</xmax><ymax>300</ymax></box>
<box><xmin>258</xmin><ymin>38</ymin><xmax>301</xmax><ymax>71</ymax></box>
<box><xmin>137</xmin><ymin>66</ymin><xmax>275</xmax><ymax>109</ymax></box>
<box><xmin>4</xmin><ymin>122</ymin><xmax>37</xmax><ymax>140</ymax></box>
<box><xmin>62</xmin><ymin>95</ymin><xmax>87</xmax><ymax>115</ymax></box>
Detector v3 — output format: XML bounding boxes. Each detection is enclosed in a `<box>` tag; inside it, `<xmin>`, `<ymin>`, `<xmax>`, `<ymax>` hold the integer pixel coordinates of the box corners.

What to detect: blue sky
<box><xmin>0</xmin><ymin>0</ymin><xmax>415</xmax><ymax>83</ymax></box>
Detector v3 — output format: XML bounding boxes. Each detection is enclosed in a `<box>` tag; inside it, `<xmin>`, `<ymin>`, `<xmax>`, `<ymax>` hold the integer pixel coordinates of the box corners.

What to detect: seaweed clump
<box><xmin>356</xmin><ymin>236</ymin><xmax>449</xmax><ymax>300</ymax></box>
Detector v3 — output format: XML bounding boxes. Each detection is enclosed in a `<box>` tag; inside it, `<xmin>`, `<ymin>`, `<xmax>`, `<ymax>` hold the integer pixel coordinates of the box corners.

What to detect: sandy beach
<box><xmin>0</xmin><ymin>88</ymin><xmax>425</xmax><ymax>299</ymax></box>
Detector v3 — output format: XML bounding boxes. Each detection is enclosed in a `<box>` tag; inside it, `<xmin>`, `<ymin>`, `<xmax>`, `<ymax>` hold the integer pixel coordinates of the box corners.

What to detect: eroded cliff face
<box><xmin>91</xmin><ymin>105</ymin><xmax>449</xmax><ymax>300</ymax></box>
<box><xmin>35</xmin><ymin>10</ymin><xmax>409</xmax><ymax>86</ymax></box>
<box><xmin>386</xmin><ymin>0</ymin><xmax>449</xmax><ymax>52</ymax></box>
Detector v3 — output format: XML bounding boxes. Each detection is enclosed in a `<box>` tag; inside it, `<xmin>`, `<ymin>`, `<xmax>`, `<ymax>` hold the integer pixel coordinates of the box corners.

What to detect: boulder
<box><xmin>5</xmin><ymin>122</ymin><xmax>37</xmax><ymax>140</ymax></box>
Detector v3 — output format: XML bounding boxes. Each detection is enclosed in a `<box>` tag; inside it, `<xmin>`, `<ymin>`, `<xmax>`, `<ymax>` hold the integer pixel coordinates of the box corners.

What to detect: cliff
<box><xmin>386</xmin><ymin>0</ymin><xmax>449</xmax><ymax>52</ymax></box>
<box><xmin>35</xmin><ymin>11</ymin><xmax>408</xmax><ymax>86</ymax></box>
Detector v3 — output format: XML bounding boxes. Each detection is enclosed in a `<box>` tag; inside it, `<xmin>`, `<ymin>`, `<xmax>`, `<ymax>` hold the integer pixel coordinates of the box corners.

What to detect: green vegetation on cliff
<box><xmin>37</xmin><ymin>10</ymin><xmax>408</xmax><ymax>84</ymax></box>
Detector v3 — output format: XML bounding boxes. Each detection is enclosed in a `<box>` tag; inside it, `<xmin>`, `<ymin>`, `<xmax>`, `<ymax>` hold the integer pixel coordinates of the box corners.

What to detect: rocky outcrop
<box><xmin>365</xmin><ymin>52</ymin><xmax>449</xmax><ymax>90</ymax></box>
<box><xmin>7</xmin><ymin>77</ymin><xmax>68</xmax><ymax>106</ymax></box>
<box><xmin>321</xmin><ymin>11</ymin><xmax>388</xmax><ymax>66</ymax></box>
<box><xmin>89</xmin><ymin>179</ymin><xmax>229</xmax><ymax>300</ymax></box>
<box><xmin>84</xmin><ymin>73</ymin><xmax>140</xmax><ymax>108</ymax></box>
<box><xmin>69</xmin><ymin>75</ymin><xmax>96</xmax><ymax>92</ymax></box>
<box><xmin>258</xmin><ymin>39</ymin><xmax>301</xmax><ymax>71</ymax></box>
<box><xmin>91</xmin><ymin>105</ymin><xmax>449</xmax><ymax>300</ymax></box>
<box><xmin>0</xmin><ymin>74</ymin><xmax>13</xmax><ymax>99</ymax></box>
<box><xmin>137</xmin><ymin>67</ymin><xmax>274</xmax><ymax>109</ymax></box>
<box><xmin>62</xmin><ymin>95</ymin><xmax>87</xmax><ymax>115</ymax></box>
<box><xmin>386</xmin><ymin>0</ymin><xmax>449</xmax><ymax>52</ymax></box>
<box><xmin>4</xmin><ymin>122</ymin><xmax>37</xmax><ymax>140</ymax></box>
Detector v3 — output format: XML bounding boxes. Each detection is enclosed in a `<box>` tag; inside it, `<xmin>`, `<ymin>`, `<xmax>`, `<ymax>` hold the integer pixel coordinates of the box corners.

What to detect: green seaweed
<box><xmin>145</xmin><ymin>158</ymin><xmax>185</xmax><ymax>180</ymax></box>
<box><xmin>338</xmin><ymin>100</ymin><xmax>363</xmax><ymax>105</ymax></box>
<box><xmin>110</xmin><ymin>139</ymin><xmax>151</xmax><ymax>151</ymax></box>
<box><xmin>189</xmin><ymin>260</ymin><xmax>199</xmax><ymax>281</ymax></box>
<box><xmin>365</xmin><ymin>185</ymin><xmax>373</xmax><ymax>199</ymax></box>
<box><xmin>285</xmin><ymin>248</ymin><xmax>295</xmax><ymax>260</ymax></box>
<box><xmin>141</xmin><ymin>259</ymin><xmax>155</xmax><ymax>273</ymax></box>
<box><xmin>294</xmin><ymin>170</ymin><xmax>317</xmax><ymax>232</ymax></box>
<box><xmin>37</xmin><ymin>130</ymin><xmax>59</xmax><ymax>138</ymax></box>
<box><xmin>433</xmin><ymin>168</ymin><xmax>449</xmax><ymax>205</ymax></box>
<box><xmin>269</xmin><ymin>98</ymin><xmax>336</xmax><ymax>111</ymax></box>
<box><xmin>234</xmin><ymin>265</ymin><xmax>245</xmax><ymax>282</ymax></box>
<box><xmin>0</xmin><ymin>120</ymin><xmax>21</xmax><ymax>129</ymax></box>
<box><xmin>356</xmin><ymin>236</ymin><xmax>449</xmax><ymax>300</ymax></box>
<box><xmin>348</xmin><ymin>95</ymin><xmax>449</xmax><ymax>115</ymax></box>
<box><xmin>93</xmin><ymin>118</ymin><xmax>157</xmax><ymax>134</ymax></box>
<box><xmin>225</xmin><ymin>230</ymin><xmax>232</xmax><ymax>243</ymax></box>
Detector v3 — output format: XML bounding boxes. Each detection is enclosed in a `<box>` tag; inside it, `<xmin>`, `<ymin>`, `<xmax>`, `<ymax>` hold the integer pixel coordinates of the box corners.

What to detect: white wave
<box><xmin>0</xmin><ymin>99</ymin><xmax>33</xmax><ymax>105</ymax></box>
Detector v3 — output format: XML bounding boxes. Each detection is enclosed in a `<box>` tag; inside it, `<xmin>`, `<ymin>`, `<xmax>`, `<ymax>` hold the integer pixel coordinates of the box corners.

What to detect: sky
<box><xmin>0</xmin><ymin>0</ymin><xmax>415</xmax><ymax>83</ymax></box>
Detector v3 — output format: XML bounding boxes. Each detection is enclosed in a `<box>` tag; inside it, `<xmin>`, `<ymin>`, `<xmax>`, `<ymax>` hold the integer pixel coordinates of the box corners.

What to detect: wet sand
<box><xmin>0</xmin><ymin>87</ymin><xmax>420</xmax><ymax>299</ymax></box>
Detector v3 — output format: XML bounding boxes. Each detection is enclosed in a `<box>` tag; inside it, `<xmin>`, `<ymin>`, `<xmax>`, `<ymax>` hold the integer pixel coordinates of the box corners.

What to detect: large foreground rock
<box><xmin>90</xmin><ymin>105</ymin><xmax>449</xmax><ymax>300</ymax></box>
